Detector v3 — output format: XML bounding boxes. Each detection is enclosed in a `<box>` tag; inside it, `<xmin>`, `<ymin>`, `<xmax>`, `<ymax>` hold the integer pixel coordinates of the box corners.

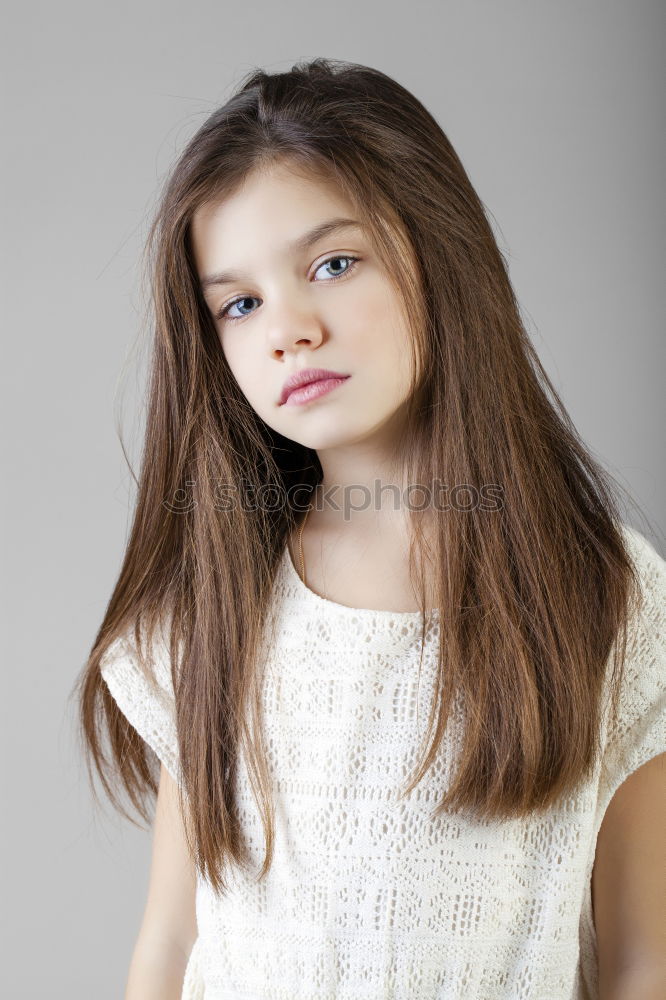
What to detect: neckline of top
<box><xmin>281</xmin><ymin>541</ymin><xmax>440</xmax><ymax>620</ymax></box>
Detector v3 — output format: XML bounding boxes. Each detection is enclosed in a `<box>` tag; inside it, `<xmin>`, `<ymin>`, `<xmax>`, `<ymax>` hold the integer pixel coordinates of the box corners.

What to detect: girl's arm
<box><xmin>592</xmin><ymin>751</ymin><xmax>666</xmax><ymax>998</ymax></box>
<box><xmin>124</xmin><ymin>764</ymin><xmax>198</xmax><ymax>999</ymax></box>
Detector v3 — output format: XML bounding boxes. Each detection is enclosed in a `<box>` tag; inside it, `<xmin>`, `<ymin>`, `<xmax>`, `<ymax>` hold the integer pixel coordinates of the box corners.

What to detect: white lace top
<box><xmin>100</xmin><ymin>524</ymin><xmax>666</xmax><ymax>1000</ymax></box>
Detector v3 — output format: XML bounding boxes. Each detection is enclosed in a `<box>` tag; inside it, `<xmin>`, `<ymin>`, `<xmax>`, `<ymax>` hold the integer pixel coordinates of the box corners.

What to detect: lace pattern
<box><xmin>100</xmin><ymin>524</ymin><xmax>666</xmax><ymax>999</ymax></box>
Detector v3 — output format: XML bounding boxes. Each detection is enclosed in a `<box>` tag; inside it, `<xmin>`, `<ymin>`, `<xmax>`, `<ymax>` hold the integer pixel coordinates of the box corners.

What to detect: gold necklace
<box><xmin>298</xmin><ymin>504</ymin><xmax>311</xmax><ymax>584</ymax></box>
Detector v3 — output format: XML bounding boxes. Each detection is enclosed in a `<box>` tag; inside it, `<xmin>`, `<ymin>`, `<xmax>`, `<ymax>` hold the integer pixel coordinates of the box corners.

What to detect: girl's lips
<box><xmin>279</xmin><ymin>367</ymin><xmax>350</xmax><ymax>404</ymax></box>
<box><xmin>283</xmin><ymin>375</ymin><xmax>351</xmax><ymax>406</ymax></box>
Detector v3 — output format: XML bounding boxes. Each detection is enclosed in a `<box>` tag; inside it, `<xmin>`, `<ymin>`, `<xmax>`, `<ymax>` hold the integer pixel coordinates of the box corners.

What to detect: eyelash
<box><xmin>214</xmin><ymin>254</ymin><xmax>361</xmax><ymax>323</ymax></box>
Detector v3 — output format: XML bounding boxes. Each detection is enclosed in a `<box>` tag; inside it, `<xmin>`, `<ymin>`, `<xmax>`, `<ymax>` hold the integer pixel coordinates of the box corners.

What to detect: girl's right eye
<box><xmin>216</xmin><ymin>295</ymin><xmax>256</xmax><ymax>322</ymax></box>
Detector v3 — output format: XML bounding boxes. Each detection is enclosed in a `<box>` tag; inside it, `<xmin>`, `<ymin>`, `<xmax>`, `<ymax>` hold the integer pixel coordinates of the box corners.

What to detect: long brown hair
<box><xmin>75</xmin><ymin>57</ymin><xmax>648</xmax><ymax>895</ymax></box>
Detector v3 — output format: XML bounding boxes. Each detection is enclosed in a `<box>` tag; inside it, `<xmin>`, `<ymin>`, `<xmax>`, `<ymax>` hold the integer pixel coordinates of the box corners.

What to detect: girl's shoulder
<box><xmin>620</xmin><ymin>521</ymin><xmax>665</xmax><ymax>565</ymax></box>
<box><xmin>599</xmin><ymin>524</ymin><xmax>666</xmax><ymax>808</ymax></box>
<box><xmin>619</xmin><ymin>523</ymin><xmax>666</xmax><ymax>625</ymax></box>
<box><xmin>99</xmin><ymin>610</ymin><xmax>181</xmax><ymax>784</ymax></box>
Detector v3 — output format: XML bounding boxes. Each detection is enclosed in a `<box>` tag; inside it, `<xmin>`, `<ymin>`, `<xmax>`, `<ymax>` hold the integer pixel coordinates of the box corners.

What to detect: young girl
<box><xmin>77</xmin><ymin>58</ymin><xmax>666</xmax><ymax>999</ymax></box>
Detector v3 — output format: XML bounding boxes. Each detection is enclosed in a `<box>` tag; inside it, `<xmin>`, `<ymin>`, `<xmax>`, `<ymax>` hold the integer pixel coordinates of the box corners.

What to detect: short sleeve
<box><xmin>598</xmin><ymin>526</ymin><xmax>666</xmax><ymax>806</ymax></box>
<box><xmin>99</xmin><ymin>621</ymin><xmax>182</xmax><ymax>786</ymax></box>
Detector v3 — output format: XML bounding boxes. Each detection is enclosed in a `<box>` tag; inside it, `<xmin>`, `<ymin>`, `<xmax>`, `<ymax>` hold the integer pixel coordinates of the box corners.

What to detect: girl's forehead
<box><xmin>194</xmin><ymin>166</ymin><xmax>356</xmax><ymax>231</ymax></box>
<box><xmin>190</xmin><ymin>172</ymin><xmax>369</xmax><ymax>278</ymax></box>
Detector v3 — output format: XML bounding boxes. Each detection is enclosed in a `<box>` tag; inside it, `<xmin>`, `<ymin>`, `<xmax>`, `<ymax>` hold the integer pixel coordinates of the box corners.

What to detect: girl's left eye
<box><xmin>215</xmin><ymin>254</ymin><xmax>360</xmax><ymax>323</ymax></box>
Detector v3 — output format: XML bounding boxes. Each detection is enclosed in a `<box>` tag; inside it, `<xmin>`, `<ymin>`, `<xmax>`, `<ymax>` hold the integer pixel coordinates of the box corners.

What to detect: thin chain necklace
<box><xmin>298</xmin><ymin>504</ymin><xmax>312</xmax><ymax>584</ymax></box>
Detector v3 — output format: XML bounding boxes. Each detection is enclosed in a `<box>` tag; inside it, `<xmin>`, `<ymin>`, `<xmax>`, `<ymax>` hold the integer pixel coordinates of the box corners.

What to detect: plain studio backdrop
<box><xmin>2</xmin><ymin>2</ymin><xmax>664</xmax><ymax>996</ymax></box>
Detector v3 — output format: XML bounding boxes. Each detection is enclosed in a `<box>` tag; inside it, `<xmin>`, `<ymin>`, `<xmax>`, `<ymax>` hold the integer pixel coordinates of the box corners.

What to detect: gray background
<box><xmin>2</xmin><ymin>1</ymin><xmax>664</xmax><ymax>996</ymax></box>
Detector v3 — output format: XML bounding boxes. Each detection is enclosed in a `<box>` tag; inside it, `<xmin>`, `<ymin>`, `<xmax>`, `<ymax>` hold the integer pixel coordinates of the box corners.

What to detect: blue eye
<box><xmin>215</xmin><ymin>254</ymin><xmax>360</xmax><ymax>322</ymax></box>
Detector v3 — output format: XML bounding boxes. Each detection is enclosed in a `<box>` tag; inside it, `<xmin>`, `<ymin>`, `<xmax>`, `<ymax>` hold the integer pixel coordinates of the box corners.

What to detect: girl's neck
<box><xmin>289</xmin><ymin>501</ymin><xmax>437</xmax><ymax>613</ymax></box>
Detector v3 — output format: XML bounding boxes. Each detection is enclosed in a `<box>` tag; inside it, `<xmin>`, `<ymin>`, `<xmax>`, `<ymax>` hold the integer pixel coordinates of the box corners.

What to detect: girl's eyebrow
<box><xmin>199</xmin><ymin>217</ymin><xmax>363</xmax><ymax>290</ymax></box>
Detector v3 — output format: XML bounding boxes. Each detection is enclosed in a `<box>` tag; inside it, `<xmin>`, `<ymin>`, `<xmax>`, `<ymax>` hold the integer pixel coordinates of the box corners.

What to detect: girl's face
<box><xmin>191</xmin><ymin>161</ymin><xmax>416</xmax><ymax>454</ymax></box>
